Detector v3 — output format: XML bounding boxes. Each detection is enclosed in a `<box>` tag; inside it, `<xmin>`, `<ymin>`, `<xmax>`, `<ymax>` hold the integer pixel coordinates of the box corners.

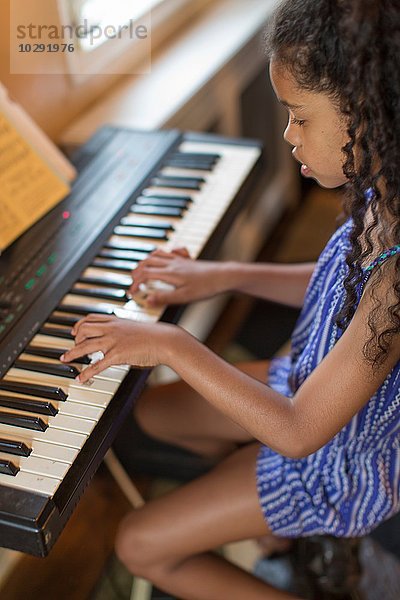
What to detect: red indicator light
<box><xmin>62</xmin><ymin>211</ymin><xmax>71</xmax><ymax>220</ymax></box>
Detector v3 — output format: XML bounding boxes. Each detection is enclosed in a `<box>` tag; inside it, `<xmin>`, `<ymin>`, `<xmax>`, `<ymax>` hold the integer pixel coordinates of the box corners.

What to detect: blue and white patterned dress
<box><xmin>256</xmin><ymin>219</ymin><xmax>400</xmax><ymax>538</ymax></box>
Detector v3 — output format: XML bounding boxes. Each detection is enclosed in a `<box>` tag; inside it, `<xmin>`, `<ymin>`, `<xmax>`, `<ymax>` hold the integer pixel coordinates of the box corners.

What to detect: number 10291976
<box><xmin>18</xmin><ymin>43</ymin><xmax>75</xmax><ymax>53</ymax></box>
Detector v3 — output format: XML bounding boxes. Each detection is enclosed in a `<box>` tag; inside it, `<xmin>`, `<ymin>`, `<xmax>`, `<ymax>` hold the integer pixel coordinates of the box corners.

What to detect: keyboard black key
<box><xmin>131</xmin><ymin>205</ymin><xmax>183</xmax><ymax>218</ymax></box>
<box><xmin>140</xmin><ymin>192</ymin><xmax>192</xmax><ymax>203</ymax></box>
<box><xmin>0</xmin><ymin>395</ymin><xmax>58</xmax><ymax>417</ymax></box>
<box><xmin>151</xmin><ymin>176</ymin><xmax>204</xmax><ymax>191</ymax></box>
<box><xmin>99</xmin><ymin>248</ymin><xmax>149</xmax><ymax>261</ymax></box>
<box><xmin>39</xmin><ymin>327</ymin><xmax>74</xmax><ymax>341</ymax></box>
<box><xmin>135</xmin><ymin>196</ymin><xmax>190</xmax><ymax>208</ymax></box>
<box><xmin>14</xmin><ymin>360</ymin><xmax>80</xmax><ymax>380</ymax></box>
<box><xmin>92</xmin><ymin>258</ymin><xmax>138</xmax><ymax>271</ymax></box>
<box><xmin>165</xmin><ymin>159</ymin><xmax>214</xmax><ymax>171</ymax></box>
<box><xmin>0</xmin><ymin>381</ymin><xmax>67</xmax><ymax>402</ymax></box>
<box><xmin>70</xmin><ymin>287</ymin><xmax>127</xmax><ymax>301</ymax></box>
<box><xmin>104</xmin><ymin>240</ymin><xmax>157</xmax><ymax>253</ymax></box>
<box><xmin>0</xmin><ymin>411</ymin><xmax>47</xmax><ymax>432</ymax></box>
<box><xmin>0</xmin><ymin>438</ymin><xmax>31</xmax><ymax>457</ymax></box>
<box><xmin>47</xmin><ymin>314</ymin><xmax>80</xmax><ymax>327</ymax></box>
<box><xmin>0</xmin><ymin>459</ymin><xmax>19</xmax><ymax>476</ymax></box>
<box><xmin>171</xmin><ymin>151</ymin><xmax>221</xmax><ymax>162</ymax></box>
<box><xmin>120</xmin><ymin>217</ymin><xmax>174</xmax><ymax>231</ymax></box>
<box><xmin>114</xmin><ymin>226</ymin><xmax>169</xmax><ymax>240</ymax></box>
<box><xmin>57</xmin><ymin>304</ymin><xmax>115</xmax><ymax>317</ymax></box>
<box><xmin>166</xmin><ymin>155</ymin><xmax>216</xmax><ymax>168</ymax></box>
<box><xmin>172</xmin><ymin>153</ymin><xmax>216</xmax><ymax>162</ymax></box>
<box><xmin>79</xmin><ymin>275</ymin><xmax>130</xmax><ymax>289</ymax></box>
<box><xmin>25</xmin><ymin>346</ymin><xmax>90</xmax><ymax>366</ymax></box>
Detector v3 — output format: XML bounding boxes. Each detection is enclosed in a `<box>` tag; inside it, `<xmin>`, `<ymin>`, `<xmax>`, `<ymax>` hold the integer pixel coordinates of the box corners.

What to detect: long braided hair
<box><xmin>266</xmin><ymin>0</ymin><xmax>400</xmax><ymax>367</ymax></box>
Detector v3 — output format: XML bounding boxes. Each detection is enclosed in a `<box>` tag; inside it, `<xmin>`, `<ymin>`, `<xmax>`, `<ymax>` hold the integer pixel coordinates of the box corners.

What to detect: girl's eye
<box><xmin>290</xmin><ymin>116</ymin><xmax>306</xmax><ymax>127</ymax></box>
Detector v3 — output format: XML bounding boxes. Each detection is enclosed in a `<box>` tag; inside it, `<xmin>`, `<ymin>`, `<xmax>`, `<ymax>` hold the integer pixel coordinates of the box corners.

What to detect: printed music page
<box><xmin>0</xmin><ymin>111</ymin><xmax>70</xmax><ymax>253</ymax></box>
<box><xmin>0</xmin><ymin>83</ymin><xmax>77</xmax><ymax>184</ymax></box>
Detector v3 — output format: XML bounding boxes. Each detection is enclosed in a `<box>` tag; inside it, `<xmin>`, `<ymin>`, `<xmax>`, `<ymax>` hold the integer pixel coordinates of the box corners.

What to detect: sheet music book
<box><xmin>0</xmin><ymin>84</ymin><xmax>77</xmax><ymax>254</ymax></box>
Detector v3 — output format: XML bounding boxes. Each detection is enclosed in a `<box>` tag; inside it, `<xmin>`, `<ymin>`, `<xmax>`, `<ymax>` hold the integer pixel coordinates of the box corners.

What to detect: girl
<box><xmin>61</xmin><ymin>0</ymin><xmax>400</xmax><ymax>598</ymax></box>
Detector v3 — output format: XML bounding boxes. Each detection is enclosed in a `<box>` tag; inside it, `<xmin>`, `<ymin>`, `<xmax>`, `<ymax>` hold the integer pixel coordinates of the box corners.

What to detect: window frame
<box><xmin>67</xmin><ymin>0</ymin><xmax>163</xmax><ymax>52</ymax></box>
<box><xmin>57</xmin><ymin>0</ymin><xmax>209</xmax><ymax>84</ymax></box>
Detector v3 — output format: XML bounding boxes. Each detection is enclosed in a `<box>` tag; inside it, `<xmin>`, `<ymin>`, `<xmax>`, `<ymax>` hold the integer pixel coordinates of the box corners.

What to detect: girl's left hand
<box><xmin>60</xmin><ymin>314</ymin><xmax>177</xmax><ymax>383</ymax></box>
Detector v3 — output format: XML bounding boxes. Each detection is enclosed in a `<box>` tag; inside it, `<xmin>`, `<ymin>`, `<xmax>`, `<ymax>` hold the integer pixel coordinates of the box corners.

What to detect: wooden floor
<box><xmin>1</xmin><ymin>184</ymin><xmax>399</xmax><ymax>599</ymax></box>
<box><xmin>1</xmin><ymin>464</ymin><xmax>140</xmax><ymax>600</ymax></box>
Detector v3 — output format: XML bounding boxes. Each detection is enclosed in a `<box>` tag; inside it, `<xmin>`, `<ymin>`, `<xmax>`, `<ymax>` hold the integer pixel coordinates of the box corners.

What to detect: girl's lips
<box><xmin>292</xmin><ymin>152</ymin><xmax>312</xmax><ymax>176</ymax></box>
<box><xmin>301</xmin><ymin>164</ymin><xmax>312</xmax><ymax>176</ymax></box>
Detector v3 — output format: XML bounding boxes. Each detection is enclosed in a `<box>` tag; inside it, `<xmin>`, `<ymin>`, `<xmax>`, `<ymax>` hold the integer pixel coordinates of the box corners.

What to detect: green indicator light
<box><xmin>25</xmin><ymin>278</ymin><xmax>36</xmax><ymax>290</ymax></box>
<box><xmin>5</xmin><ymin>314</ymin><xmax>14</xmax><ymax>324</ymax></box>
<box><xmin>0</xmin><ymin>325</ymin><xmax>5</xmax><ymax>334</ymax></box>
<box><xmin>48</xmin><ymin>253</ymin><xmax>57</xmax><ymax>265</ymax></box>
<box><xmin>36</xmin><ymin>265</ymin><xmax>47</xmax><ymax>277</ymax></box>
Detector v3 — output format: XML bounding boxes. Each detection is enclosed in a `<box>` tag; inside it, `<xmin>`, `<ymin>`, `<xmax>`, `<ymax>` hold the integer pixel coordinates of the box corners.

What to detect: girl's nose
<box><xmin>283</xmin><ymin>120</ymin><xmax>301</xmax><ymax>148</ymax></box>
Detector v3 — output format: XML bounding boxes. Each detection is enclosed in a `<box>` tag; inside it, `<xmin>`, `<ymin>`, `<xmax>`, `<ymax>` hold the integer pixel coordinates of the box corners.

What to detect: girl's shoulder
<box><xmin>311</xmin><ymin>218</ymin><xmax>352</xmax><ymax>277</ymax></box>
<box><xmin>321</xmin><ymin>218</ymin><xmax>353</xmax><ymax>257</ymax></box>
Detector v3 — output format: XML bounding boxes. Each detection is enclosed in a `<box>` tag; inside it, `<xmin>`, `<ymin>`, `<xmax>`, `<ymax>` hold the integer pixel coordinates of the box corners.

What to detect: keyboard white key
<box><xmin>0</xmin><ymin>423</ymin><xmax>87</xmax><ymax>449</ymax></box>
<box><xmin>58</xmin><ymin>401</ymin><xmax>103</xmax><ymax>421</ymax></box>
<box><xmin>6</xmin><ymin>368</ymin><xmax>118</xmax><ymax>395</ymax></box>
<box><xmin>3</xmin><ymin>377</ymin><xmax>113</xmax><ymax>410</ymax></box>
<box><xmin>82</xmin><ymin>268</ymin><xmax>133</xmax><ymax>286</ymax></box>
<box><xmin>18</xmin><ymin>352</ymin><xmax>127</xmax><ymax>383</ymax></box>
<box><xmin>0</xmin><ymin>434</ymin><xmax>79</xmax><ymax>464</ymax></box>
<box><xmin>61</xmin><ymin>294</ymin><xmax>126</xmax><ymax>311</ymax></box>
<box><xmin>160</xmin><ymin>167</ymin><xmax>211</xmax><ymax>178</ymax></box>
<box><xmin>0</xmin><ymin>470</ymin><xmax>61</xmax><ymax>496</ymax></box>
<box><xmin>0</xmin><ymin>388</ymin><xmax>104</xmax><ymax>422</ymax></box>
<box><xmin>0</xmin><ymin>453</ymin><xmax>70</xmax><ymax>480</ymax></box>
<box><xmin>0</xmin><ymin>406</ymin><xmax>96</xmax><ymax>436</ymax></box>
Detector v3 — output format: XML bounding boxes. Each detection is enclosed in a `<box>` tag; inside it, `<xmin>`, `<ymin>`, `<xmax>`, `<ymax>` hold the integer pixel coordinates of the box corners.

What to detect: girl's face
<box><xmin>269</xmin><ymin>58</ymin><xmax>349</xmax><ymax>189</ymax></box>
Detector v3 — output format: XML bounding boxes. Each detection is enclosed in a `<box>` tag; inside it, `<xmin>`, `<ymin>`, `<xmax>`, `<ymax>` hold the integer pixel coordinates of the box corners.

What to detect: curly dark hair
<box><xmin>266</xmin><ymin>0</ymin><xmax>400</xmax><ymax>367</ymax></box>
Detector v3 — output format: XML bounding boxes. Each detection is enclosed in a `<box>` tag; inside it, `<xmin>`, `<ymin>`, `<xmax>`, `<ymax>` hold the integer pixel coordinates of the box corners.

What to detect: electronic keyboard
<box><xmin>0</xmin><ymin>126</ymin><xmax>262</xmax><ymax>556</ymax></box>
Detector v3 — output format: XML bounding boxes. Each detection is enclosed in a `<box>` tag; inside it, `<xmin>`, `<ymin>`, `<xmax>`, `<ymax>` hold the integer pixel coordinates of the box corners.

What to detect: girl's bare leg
<box><xmin>134</xmin><ymin>359</ymin><xmax>292</xmax><ymax>559</ymax></box>
<box><xmin>115</xmin><ymin>442</ymin><xmax>300</xmax><ymax>600</ymax></box>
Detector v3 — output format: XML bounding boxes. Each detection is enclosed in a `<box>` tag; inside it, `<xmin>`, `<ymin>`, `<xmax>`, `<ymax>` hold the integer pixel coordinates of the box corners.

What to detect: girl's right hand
<box><xmin>129</xmin><ymin>247</ymin><xmax>230</xmax><ymax>306</ymax></box>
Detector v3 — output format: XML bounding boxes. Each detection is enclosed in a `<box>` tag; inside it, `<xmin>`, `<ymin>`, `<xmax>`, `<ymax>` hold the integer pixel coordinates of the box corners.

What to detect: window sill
<box><xmin>60</xmin><ymin>0</ymin><xmax>209</xmax><ymax>84</ymax></box>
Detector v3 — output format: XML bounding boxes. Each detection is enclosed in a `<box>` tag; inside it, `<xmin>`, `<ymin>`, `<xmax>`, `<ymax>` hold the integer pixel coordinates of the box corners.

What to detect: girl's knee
<box><xmin>115</xmin><ymin>512</ymin><xmax>155</xmax><ymax>576</ymax></box>
<box><xmin>115</xmin><ymin>511</ymin><xmax>174</xmax><ymax>578</ymax></box>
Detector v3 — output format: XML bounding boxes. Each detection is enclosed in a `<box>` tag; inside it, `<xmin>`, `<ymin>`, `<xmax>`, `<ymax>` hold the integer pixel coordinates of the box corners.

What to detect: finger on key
<box><xmin>76</xmin><ymin>355</ymin><xmax>112</xmax><ymax>383</ymax></box>
<box><xmin>71</xmin><ymin>313</ymin><xmax>114</xmax><ymax>337</ymax></box>
<box><xmin>61</xmin><ymin>339</ymin><xmax>108</xmax><ymax>364</ymax></box>
<box><xmin>171</xmin><ymin>247</ymin><xmax>191</xmax><ymax>258</ymax></box>
<box><xmin>74</xmin><ymin>324</ymin><xmax>107</xmax><ymax>345</ymax></box>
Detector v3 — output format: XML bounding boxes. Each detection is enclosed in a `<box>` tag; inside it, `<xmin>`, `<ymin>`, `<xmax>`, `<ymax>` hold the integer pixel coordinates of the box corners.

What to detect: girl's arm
<box><xmin>62</xmin><ymin>266</ymin><xmax>399</xmax><ymax>459</ymax></box>
<box><xmin>130</xmin><ymin>248</ymin><xmax>315</xmax><ymax>309</ymax></box>
<box><xmin>165</xmin><ymin>263</ymin><xmax>399</xmax><ymax>457</ymax></box>
<box><xmin>164</xmin><ymin>300</ymin><xmax>398</xmax><ymax>458</ymax></box>
<box><xmin>226</xmin><ymin>261</ymin><xmax>315</xmax><ymax>308</ymax></box>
